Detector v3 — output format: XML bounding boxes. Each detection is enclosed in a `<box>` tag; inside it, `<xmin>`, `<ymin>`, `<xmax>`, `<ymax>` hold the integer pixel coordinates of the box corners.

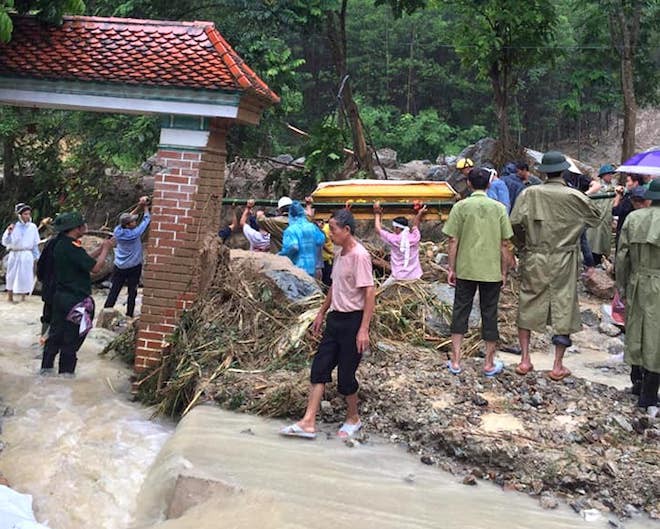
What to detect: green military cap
<box><xmin>53</xmin><ymin>211</ymin><xmax>86</xmax><ymax>232</ymax></box>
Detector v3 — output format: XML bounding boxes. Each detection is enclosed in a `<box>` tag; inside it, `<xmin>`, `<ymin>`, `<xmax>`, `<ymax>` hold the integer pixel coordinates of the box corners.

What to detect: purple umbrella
<box><xmin>617</xmin><ymin>148</ymin><xmax>660</xmax><ymax>177</ymax></box>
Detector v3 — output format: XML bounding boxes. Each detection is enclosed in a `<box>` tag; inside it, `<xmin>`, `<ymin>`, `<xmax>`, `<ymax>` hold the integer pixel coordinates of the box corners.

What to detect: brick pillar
<box><xmin>134</xmin><ymin>117</ymin><xmax>229</xmax><ymax>372</ymax></box>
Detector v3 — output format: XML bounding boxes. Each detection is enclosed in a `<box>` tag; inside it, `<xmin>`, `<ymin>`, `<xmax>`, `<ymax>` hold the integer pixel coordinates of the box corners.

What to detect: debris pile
<box><xmin>128</xmin><ymin>242</ymin><xmax>657</xmax><ymax>521</ymax></box>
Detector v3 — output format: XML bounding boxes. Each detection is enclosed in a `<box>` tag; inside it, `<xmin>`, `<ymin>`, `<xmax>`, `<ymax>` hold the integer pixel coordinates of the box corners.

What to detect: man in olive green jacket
<box><xmin>615</xmin><ymin>179</ymin><xmax>660</xmax><ymax>410</ymax></box>
<box><xmin>510</xmin><ymin>151</ymin><xmax>601</xmax><ymax>381</ymax></box>
<box><xmin>586</xmin><ymin>164</ymin><xmax>616</xmax><ymax>265</ymax></box>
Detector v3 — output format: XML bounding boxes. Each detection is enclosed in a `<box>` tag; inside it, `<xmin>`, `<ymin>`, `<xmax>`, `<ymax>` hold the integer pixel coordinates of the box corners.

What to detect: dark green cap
<box><xmin>644</xmin><ymin>178</ymin><xmax>660</xmax><ymax>201</ymax></box>
<box><xmin>537</xmin><ymin>151</ymin><xmax>570</xmax><ymax>173</ymax></box>
<box><xmin>53</xmin><ymin>211</ymin><xmax>86</xmax><ymax>232</ymax></box>
<box><xmin>598</xmin><ymin>164</ymin><xmax>616</xmax><ymax>177</ymax></box>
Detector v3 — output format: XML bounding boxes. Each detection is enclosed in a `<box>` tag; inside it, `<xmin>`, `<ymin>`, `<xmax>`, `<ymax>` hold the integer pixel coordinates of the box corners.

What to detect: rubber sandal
<box><xmin>515</xmin><ymin>363</ymin><xmax>534</xmax><ymax>376</ymax></box>
<box><xmin>484</xmin><ymin>360</ymin><xmax>504</xmax><ymax>377</ymax></box>
<box><xmin>279</xmin><ymin>423</ymin><xmax>317</xmax><ymax>439</ymax></box>
<box><xmin>337</xmin><ymin>420</ymin><xmax>362</xmax><ymax>438</ymax></box>
<box><xmin>547</xmin><ymin>369</ymin><xmax>571</xmax><ymax>382</ymax></box>
<box><xmin>446</xmin><ymin>360</ymin><xmax>462</xmax><ymax>375</ymax></box>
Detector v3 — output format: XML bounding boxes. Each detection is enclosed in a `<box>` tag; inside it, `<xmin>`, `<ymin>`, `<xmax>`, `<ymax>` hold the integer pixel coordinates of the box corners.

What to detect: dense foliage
<box><xmin>0</xmin><ymin>0</ymin><xmax>658</xmax><ymax>221</ymax></box>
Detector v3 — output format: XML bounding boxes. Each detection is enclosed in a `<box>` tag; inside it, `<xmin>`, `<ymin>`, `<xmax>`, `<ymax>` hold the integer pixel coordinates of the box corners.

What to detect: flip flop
<box><xmin>279</xmin><ymin>423</ymin><xmax>317</xmax><ymax>439</ymax></box>
<box><xmin>446</xmin><ymin>361</ymin><xmax>462</xmax><ymax>375</ymax></box>
<box><xmin>484</xmin><ymin>360</ymin><xmax>504</xmax><ymax>377</ymax></box>
<box><xmin>337</xmin><ymin>420</ymin><xmax>362</xmax><ymax>438</ymax></box>
<box><xmin>547</xmin><ymin>369</ymin><xmax>572</xmax><ymax>382</ymax></box>
<box><xmin>515</xmin><ymin>363</ymin><xmax>534</xmax><ymax>376</ymax></box>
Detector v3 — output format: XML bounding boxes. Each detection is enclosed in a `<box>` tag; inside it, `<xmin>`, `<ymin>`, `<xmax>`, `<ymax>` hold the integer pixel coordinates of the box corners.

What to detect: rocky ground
<box><xmin>0</xmin><ymin>398</ymin><xmax>13</xmax><ymax>487</ymax></box>
<box><xmin>199</xmin><ymin>263</ymin><xmax>658</xmax><ymax>524</ymax></box>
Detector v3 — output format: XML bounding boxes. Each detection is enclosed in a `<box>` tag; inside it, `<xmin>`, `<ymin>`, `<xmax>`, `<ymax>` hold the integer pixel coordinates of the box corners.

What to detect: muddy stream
<box><xmin>0</xmin><ymin>295</ymin><xmax>656</xmax><ymax>529</ymax></box>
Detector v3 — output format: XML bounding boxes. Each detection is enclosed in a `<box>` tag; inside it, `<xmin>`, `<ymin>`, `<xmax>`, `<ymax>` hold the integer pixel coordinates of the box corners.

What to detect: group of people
<box><xmin>3</xmin><ymin>147</ymin><xmax>657</xmax><ymax>435</ymax></box>
<box><xmin>278</xmin><ymin>150</ymin><xmax>658</xmax><ymax>440</ymax></box>
<box><xmin>1</xmin><ymin>197</ymin><xmax>151</xmax><ymax>376</ymax></box>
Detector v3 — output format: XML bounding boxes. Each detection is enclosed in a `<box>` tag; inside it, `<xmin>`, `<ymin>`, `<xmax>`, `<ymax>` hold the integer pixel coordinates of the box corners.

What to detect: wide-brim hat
<box><xmin>644</xmin><ymin>178</ymin><xmax>660</xmax><ymax>200</ymax></box>
<box><xmin>537</xmin><ymin>151</ymin><xmax>570</xmax><ymax>173</ymax></box>
<box><xmin>53</xmin><ymin>211</ymin><xmax>86</xmax><ymax>232</ymax></box>
<box><xmin>598</xmin><ymin>163</ymin><xmax>616</xmax><ymax>177</ymax></box>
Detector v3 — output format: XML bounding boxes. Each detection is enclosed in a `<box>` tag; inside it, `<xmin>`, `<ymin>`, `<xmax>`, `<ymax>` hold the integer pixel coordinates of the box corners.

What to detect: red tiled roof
<box><xmin>0</xmin><ymin>15</ymin><xmax>279</xmax><ymax>104</ymax></box>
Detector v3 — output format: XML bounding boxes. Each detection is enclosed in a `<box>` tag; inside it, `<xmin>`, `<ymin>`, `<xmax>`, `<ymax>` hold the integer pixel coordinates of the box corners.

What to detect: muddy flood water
<box><xmin>0</xmin><ymin>295</ymin><xmax>657</xmax><ymax>529</ymax></box>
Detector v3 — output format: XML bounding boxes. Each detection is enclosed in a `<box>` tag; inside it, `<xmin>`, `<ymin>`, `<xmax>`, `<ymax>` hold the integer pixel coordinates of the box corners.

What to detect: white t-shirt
<box><xmin>243</xmin><ymin>224</ymin><xmax>271</xmax><ymax>252</ymax></box>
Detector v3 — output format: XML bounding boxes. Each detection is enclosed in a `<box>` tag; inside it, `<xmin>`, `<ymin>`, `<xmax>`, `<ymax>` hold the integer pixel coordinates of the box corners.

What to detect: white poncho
<box><xmin>2</xmin><ymin>219</ymin><xmax>40</xmax><ymax>294</ymax></box>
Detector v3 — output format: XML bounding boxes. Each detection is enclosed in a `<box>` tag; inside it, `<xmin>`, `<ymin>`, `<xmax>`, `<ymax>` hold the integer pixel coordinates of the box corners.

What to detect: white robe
<box><xmin>2</xmin><ymin>220</ymin><xmax>40</xmax><ymax>294</ymax></box>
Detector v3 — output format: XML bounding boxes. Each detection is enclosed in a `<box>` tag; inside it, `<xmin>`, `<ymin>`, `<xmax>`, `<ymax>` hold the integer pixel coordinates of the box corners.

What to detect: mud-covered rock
<box><xmin>584</xmin><ymin>270</ymin><xmax>615</xmax><ymax>299</ymax></box>
<box><xmin>580</xmin><ymin>309</ymin><xmax>600</xmax><ymax>327</ymax></box>
<box><xmin>599</xmin><ymin>323</ymin><xmax>622</xmax><ymax>337</ymax></box>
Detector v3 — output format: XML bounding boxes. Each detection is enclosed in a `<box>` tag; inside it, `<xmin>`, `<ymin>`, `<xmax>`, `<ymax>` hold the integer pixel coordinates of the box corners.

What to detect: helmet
<box><xmin>277</xmin><ymin>196</ymin><xmax>293</xmax><ymax>210</ymax></box>
<box><xmin>456</xmin><ymin>158</ymin><xmax>474</xmax><ymax>170</ymax></box>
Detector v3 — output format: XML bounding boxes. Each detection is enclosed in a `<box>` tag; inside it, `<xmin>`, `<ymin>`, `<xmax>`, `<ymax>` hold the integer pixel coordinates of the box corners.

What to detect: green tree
<box><xmin>446</xmin><ymin>0</ymin><xmax>558</xmax><ymax>149</ymax></box>
<box><xmin>605</xmin><ymin>0</ymin><xmax>659</xmax><ymax>161</ymax></box>
<box><xmin>0</xmin><ymin>0</ymin><xmax>85</xmax><ymax>42</ymax></box>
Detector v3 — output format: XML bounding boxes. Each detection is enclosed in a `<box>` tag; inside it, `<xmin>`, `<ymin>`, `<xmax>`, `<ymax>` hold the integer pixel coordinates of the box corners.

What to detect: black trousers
<box><xmin>310</xmin><ymin>310</ymin><xmax>363</xmax><ymax>395</ymax></box>
<box><xmin>41</xmin><ymin>311</ymin><xmax>94</xmax><ymax>374</ymax></box>
<box><xmin>104</xmin><ymin>264</ymin><xmax>142</xmax><ymax>317</ymax></box>
<box><xmin>631</xmin><ymin>365</ymin><xmax>660</xmax><ymax>408</ymax></box>
<box><xmin>579</xmin><ymin>229</ymin><xmax>595</xmax><ymax>268</ymax></box>
<box><xmin>450</xmin><ymin>279</ymin><xmax>501</xmax><ymax>341</ymax></box>
<box><xmin>321</xmin><ymin>261</ymin><xmax>333</xmax><ymax>288</ymax></box>
<box><xmin>40</xmin><ymin>301</ymin><xmax>52</xmax><ymax>336</ymax></box>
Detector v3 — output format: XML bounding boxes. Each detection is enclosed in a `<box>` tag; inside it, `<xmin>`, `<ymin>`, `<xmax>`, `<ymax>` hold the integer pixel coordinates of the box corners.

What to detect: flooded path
<box><xmin>0</xmin><ymin>295</ymin><xmax>172</xmax><ymax>529</ymax></box>
<box><xmin>0</xmin><ymin>295</ymin><xmax>655</xmax><ymax>529</ymax></box>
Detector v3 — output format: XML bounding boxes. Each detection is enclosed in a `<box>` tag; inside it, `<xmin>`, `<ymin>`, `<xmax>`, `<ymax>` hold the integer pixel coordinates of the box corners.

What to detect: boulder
<box><xmin>374</xmin><ymin>148</ymin><xmax>398</xmax><ymax>169</ymax></box>
<box><xmin>426</xmin><ymin>165</ymin><xmax>449</xmax><ymax>181</ymax></box>
<box><xmin>374</xmin><ymin>159</ymin><xmax>433</xmax><ymax>181</ymax></box>
<box><xmin>80</xmin><ymin>235</ymin><xmax>114</xmax><ymax>282</ymax></box>
<box><xmin>229</xmin><ymin>249</ymin><xmax>321</xmax><ymax>302</ymax></box>
<box><xmin>456</xmin><ymin>138</ymin><xmax>498</xmax><ymax>167</ymax></box>
<box><xmin>598</xmin><ymin>322</ymin><xmax>621</xmax><ymax>337</ymax></box>
<box><xmin>436</xmin><ymin>154</ymin><xmax>457</xmax><ymax>166</ymax></box>
<box><xmin>584</xmin><ymin>269</ymin><xmax>616</xmax><ymax>299</ymax></box>
<box><xmin>425</xmin><ymin>282</ymin><xmax>480</xmax><ymax>336</ymax></box>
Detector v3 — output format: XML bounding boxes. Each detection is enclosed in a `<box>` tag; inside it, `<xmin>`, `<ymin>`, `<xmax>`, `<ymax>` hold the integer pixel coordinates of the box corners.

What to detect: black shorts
<box><xmin>310</xmin><ymin>310</ymin><xmax>363</xmax><ymax>395</ymax></box>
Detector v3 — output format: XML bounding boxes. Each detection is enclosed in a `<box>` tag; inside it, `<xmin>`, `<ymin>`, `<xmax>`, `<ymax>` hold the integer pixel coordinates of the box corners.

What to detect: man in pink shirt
<box><xmin>374</xmin><ymin>202</ymin><xmax>426</xmax><ymax>286</ymax></box>
<box><xmin>280</xmin><ymin>209</ymin><xmax>375</xmax><ymax>439</ymax></box>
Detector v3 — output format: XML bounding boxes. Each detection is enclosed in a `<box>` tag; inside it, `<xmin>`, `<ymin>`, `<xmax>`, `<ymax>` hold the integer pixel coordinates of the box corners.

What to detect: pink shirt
<box><xmin>330</xmin><ymin>242</ymin><xmax>374</xmax><ymax>313</ymax></box>
<box><xmin>378</xmin><ymin>228</ymin><xmax>423</xmax><ymax>280</ymax></box>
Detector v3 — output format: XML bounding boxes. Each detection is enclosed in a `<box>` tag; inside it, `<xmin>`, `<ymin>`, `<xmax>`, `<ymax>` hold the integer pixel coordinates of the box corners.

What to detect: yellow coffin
<box><xmin>311</xmin><ymin>179</ymin><xmax>457</xmax><ymax>220</ymax></box>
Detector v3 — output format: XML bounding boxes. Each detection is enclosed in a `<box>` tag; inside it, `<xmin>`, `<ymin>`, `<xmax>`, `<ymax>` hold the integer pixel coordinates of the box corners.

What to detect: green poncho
<box><xmin>586</xmin><ymin>181</ymin><xmax>614</xmax><ymax>256</ymax></box>
<box><xmin>510</xmin><ymin>179</ymin><xmax>601</xmax><ymax>335</ymax></box>
<box><xmin>615</xmin><ymin>204</ymin><xmax>660</xmax><ymax>373</ymax></box>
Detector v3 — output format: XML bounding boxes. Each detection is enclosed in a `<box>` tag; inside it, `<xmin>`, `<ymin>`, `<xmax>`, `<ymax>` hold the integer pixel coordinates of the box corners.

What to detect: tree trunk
<box><xmin>610</xmin><ymin>0</ymin><xmax>641</xmax><ymax>162</ymax></box>
<box><xmin>406</xmin><ymin>28</ymin><xmax>415</xmax><ymax>114</ymax></box>
<box><xmin>490</xmin><ymin>64</ymin><xmax>511</xmax><ymax>149</ymax></box>
<box><xmin>325</xmin><ymin>3</ymin><xmax>374</xmax><ymax>175</ymax></box>
<box><xmin>619</xmin><ymin>44</ymin><xmax>637</xmax><ymax>162</ymax></box>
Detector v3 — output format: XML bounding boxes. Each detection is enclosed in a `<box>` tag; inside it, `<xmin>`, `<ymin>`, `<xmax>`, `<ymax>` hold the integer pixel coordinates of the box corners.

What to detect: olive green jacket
<box><xmin>615</xmin><ymin>205</ymin><xmax>660</xmax><ymax>373</ymax></box>
<box><xmin>259</xmin><ymin>216</ymin><xmax>288</xmax><ymax>252</ymax></box>
<box><xmin>510</xmin><ymin>179</ymin><xmax>601</xmax><ymax>334</ymax></box>
<box><xmin>586</xmin><ymin>181</ymin><xmax>614</xmax><ymax>256</ymax></box>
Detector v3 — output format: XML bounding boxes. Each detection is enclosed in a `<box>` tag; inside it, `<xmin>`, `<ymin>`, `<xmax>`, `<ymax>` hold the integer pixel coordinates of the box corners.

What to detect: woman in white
<box><xmin>2</xmin><ymin>203</ymin><xmax>40</xmax><ymax>302</ymax></box>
